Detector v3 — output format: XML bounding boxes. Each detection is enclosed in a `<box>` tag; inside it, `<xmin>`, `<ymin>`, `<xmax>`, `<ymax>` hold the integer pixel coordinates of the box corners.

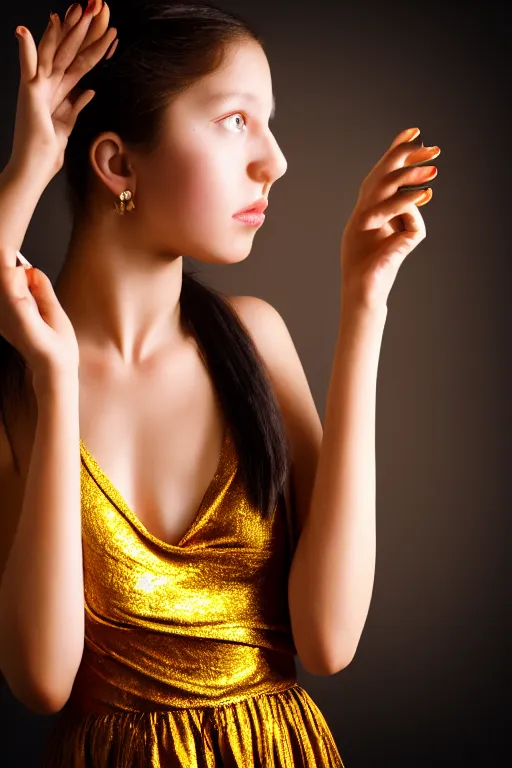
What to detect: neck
<box><xmin>54</xmin><ymin>218</ymin><xmax>186</xmax><ymax>368</ymax></box>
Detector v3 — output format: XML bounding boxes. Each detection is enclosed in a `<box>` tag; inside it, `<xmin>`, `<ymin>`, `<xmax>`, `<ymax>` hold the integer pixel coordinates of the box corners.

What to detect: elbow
<box><xmin>21</xmin><ymin>687</ymin><xmax>70</xmax><ymax>716</ymax></box>
<box><xmin>324</xmin><ymin>650</ymin><xmax>357</xmax><ymax>676</ymax></box>
<box><xmin>299</xmin><ymin>641</ymin><xmax>359</xmax><ymax>677</ymax></box>
<box><xmin>4</xmin><ymin>674</ymin><xmax>72</xmax><ymax>715</ymax></box>
<box><xmin>302</xmin><ymin>654</ymin><xmax>354</xmax><ymax>677</ymax></box>
<box><xmin>0</xmin><ymin>633</ymin><xmax>83</xmax><ymax>715</ymax></box>
<box><xmin>0</xmin><ymin>651</ymin><xmax>79</xmax><ymax>716</ymax></box>
<box><xmin>323</xmin><ymin>640</ymin><xmax>360</xmax><ymax>675</ymax></box>
<box><xmin>301</xmin><ymin>658</ymin><xmax>339</xmax><ymax>676</ymax></box>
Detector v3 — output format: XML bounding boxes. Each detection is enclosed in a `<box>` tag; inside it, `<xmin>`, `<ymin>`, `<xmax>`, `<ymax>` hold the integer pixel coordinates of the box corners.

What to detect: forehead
<box><xmin>183</xmin><ymin>39</ymin><xmax>275</xmax><ymax>114</ymax></box>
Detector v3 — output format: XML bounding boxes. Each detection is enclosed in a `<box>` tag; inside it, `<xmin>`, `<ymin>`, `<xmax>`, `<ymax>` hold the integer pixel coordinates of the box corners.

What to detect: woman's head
<box><xmin>65</xmin><ymin>0</ymin><xmax>287</xmax><ymax>264</ymax></box>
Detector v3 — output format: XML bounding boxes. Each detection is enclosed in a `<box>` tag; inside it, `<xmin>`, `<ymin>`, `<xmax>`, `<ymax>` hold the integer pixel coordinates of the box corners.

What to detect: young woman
<box><xmin>0</xmin><ymin>1</ymin><xmax>440</xmax><ymax>765</ymax></box>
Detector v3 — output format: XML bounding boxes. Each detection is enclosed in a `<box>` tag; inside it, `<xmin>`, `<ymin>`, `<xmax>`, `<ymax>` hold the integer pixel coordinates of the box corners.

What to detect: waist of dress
<box><xmin>66</xmin><ymin>629</ymin><xmax>298</xmax><ymax>715</ymax></box>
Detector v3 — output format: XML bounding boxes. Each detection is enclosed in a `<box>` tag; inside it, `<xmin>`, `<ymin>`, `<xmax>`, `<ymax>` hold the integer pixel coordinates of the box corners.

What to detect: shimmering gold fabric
<box><xmin>42</xmin><ymin>426</ymin><xmax>344</xmax><ymax>766</ymax></box>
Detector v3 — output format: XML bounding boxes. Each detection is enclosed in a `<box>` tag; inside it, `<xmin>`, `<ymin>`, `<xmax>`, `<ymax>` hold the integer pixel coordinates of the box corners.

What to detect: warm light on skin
<box><xmin>204</xmin><ymin>90</ymin><xmax>276</xmax><ymax>121</ymax></box>
<box><xmin>129</xmin><ymin>39</ymin><xmax>286</xmax><ymax>265</ymax></box>
<box><xmin>54</xmin><ymin>38</ymin><xmax>287</xmax><ymax>363</ymax></box>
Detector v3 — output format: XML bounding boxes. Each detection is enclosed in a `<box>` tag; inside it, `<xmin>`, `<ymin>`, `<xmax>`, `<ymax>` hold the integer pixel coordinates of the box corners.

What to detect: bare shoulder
<box><xmin>226</xmin><ymin>295</ymin><xmax>305</xmax><ymax>393</ymax></box>
<box><xmin>226</xmin><ymin>295</ymin><xmax>322</xmax><ymax>537</ymax></box>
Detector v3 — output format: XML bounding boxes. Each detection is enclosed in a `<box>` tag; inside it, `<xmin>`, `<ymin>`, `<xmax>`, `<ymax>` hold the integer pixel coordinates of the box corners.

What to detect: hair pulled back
<box><xmin>0</xmin><ymin>0</ymin><xmax>292</xmax><ymax>523</ymax></box>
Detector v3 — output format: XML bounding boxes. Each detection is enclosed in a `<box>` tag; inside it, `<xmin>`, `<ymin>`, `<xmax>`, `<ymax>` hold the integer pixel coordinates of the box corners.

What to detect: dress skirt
<box><xmin>41</xmin><ymin>682</ymin><xmax>344</xmax><ymax>767</ymax></box>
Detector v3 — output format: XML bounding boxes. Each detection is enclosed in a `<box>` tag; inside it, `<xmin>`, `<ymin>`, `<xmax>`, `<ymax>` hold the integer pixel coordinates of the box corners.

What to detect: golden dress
<box><xmin>42</xmin><ymin>426</ymin><xmax>344</xmax><ymax>766</ymax></box>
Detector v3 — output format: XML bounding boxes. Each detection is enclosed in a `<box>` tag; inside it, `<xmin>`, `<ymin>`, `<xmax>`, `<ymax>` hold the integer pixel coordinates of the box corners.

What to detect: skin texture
<box><xmin>1</xmin><ymin>1</ymin><xmax>442</xmax><ymax>700</ymax></box>
<box><xmin>49</xmin><ymin>38</ymin><xmax>287</xmax><ymax>549</ymax></box>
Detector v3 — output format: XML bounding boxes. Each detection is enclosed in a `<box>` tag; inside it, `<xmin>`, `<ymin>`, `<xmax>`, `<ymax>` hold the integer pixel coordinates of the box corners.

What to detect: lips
<box><xmin>234</xmin><ymin>197</ymin><xmax>268</xmax><ymax>215</ymax></box>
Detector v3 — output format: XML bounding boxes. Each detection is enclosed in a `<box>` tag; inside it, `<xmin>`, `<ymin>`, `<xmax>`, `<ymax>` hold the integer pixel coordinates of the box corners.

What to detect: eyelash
<box><xmin>220</xmin><ymin>112</ymin><xmax>248</xmax><ymax>133</ymax></box>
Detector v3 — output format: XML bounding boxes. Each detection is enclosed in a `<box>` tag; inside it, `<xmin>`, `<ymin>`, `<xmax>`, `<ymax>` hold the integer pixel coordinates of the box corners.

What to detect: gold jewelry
<box><xmin>114</xmin><ymin>189</ymin><xmax>136</xmax><ymax>215</ymax></box>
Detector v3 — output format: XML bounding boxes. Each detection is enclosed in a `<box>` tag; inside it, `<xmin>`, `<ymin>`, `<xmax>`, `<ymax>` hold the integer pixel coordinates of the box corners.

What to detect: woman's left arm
<box><xmin>288</xmin><ymin>299</ymin><xmax>386</xmax><ymax>676</ymax></box>
<box><xmin>231</xmin><ymin>127</ymin><xmax>441</xmax><ymax>677</ymax></box>
<box><xmin>288</xmin><ymin>127</ymin><xmax>441</xmax><ymax>675</ymax></box>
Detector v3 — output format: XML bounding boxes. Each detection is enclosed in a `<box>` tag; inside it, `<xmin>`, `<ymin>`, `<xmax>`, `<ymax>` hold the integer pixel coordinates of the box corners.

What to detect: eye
<box><xmin>220</xmin><ymin>113</ymin><xmax>247</xmax><ymax>133</ymax></box>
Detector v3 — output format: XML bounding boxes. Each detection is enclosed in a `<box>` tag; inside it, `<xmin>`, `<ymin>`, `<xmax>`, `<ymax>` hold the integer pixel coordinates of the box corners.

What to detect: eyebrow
<box><xmin>207</xmin><ymin>90</ymin><xmax>276</xmax><ymax>119</ymax></box>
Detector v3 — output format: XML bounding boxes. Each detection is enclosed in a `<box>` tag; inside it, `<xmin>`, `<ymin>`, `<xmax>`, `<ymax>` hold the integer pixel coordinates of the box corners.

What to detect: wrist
<box><xmin>3</xmin><ymin>153</ymin><xmax>56</xmax><ymax>190</ymax></box>
<box><xmin>340</xmin><ymin>293</ymin><xmax>388</xmax><ymax>324</ymax></box>
<box><xmin>32</xmin><ymin>364</ymin><xmax>80</xmax><ymax>403</ymax></box>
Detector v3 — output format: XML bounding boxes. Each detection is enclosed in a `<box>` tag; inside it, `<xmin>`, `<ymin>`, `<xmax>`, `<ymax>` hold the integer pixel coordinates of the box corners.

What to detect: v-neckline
<box><xmin>79</xmin><ymin>425</ymin><xmax>231</xmax><ymax>551</ymax></box>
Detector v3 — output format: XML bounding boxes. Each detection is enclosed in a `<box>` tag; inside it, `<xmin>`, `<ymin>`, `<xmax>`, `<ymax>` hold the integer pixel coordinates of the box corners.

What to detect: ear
<box><xmin>88</xmin><ymin>131</ymin><xmax>137</xmax><ymax>198</ymax></box>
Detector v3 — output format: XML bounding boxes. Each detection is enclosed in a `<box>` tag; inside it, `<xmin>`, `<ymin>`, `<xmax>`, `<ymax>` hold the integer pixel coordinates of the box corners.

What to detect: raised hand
<box><xmin>10</xmin><ymin>1</ymin><xmax>117</xmax><ymax>179</ymax></box>
<box><xmin>340</xmin><ymin>127</ymin><xmax>441</xmax><ymax>311</ymax></box>
<box><xmin>0</xmin><ymin>246</ymin><xmax>80</xmax><ymax>381</ymax></box>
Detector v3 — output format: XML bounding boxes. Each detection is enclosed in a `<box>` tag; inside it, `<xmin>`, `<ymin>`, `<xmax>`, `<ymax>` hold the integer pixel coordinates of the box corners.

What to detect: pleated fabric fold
<box><xmin>42</xmin><ymin>683</ymin><xmax>344</xmax><ymax>767</ymax></box>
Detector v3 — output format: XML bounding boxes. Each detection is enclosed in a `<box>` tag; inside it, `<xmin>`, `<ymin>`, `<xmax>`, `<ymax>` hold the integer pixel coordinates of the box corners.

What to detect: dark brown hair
<box><xmin>0</xmin><ymin>0</ymin><xmax>291</xmax><ymax>520</ymax></box>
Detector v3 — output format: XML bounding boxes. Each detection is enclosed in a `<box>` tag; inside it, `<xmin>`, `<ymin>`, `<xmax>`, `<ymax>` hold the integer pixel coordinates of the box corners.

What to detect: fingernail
<box><xmin>64</xmin><ymin>3</ymin><xmax>81</xmax><ymax>20</ymax></box>
<box><xmin>49</xmin><ymin>12</ymin><xmax>60</xmax><ymax>25</ymax></box>
<box><xmin>405</xmin><ymin>127</ymin><xmax>421</xmax><ymax>141</ymax></box>
<box><xmin>15</xmin><ymin>26</ymin><xmax>25</xmax><ymax>38</ymax></box>
<box><xmin>85</xmin><ymin>0</ymin><xmax>102</xmax><ymax>15</ymax></box>
<box><xmin>105</xmin><ymin>37</ymin><xmax>119</xmax><ymax>60</ymax></box>
<box><xmin>416</xmin><ymin>188</ymin><xmax>433</xmax><ymax>207</ymax></box>
<box><xmin>16</xmin><ymin>251</ymin><xmax>32</xmax><ymax>269</ymax></box>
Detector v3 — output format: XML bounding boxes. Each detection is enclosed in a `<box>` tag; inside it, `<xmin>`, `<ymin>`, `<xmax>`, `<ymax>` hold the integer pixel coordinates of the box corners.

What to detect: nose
<box><xmin>250</xmin><ymin>129</ymin><xmax>288</xmax><ymax>185</ymax></box>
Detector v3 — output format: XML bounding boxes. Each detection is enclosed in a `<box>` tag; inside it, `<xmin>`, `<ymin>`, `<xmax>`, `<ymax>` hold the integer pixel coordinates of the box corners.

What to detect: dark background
<box><xmin>1</xmin><ymin>1</ymin><xmax>508</xmax><ymax>766</ymax></box>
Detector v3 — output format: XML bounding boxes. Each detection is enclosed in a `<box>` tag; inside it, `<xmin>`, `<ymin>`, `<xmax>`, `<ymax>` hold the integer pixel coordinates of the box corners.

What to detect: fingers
<box><xmin>385</xmin><ymin>137</ymin><xmax>441</xmax><ymax>178</ymax></box>
<box><xmin>105</xmin><ymin>37</ymin><xmax>119</xmax><ymax>60</ymax></box>
<box><xmin>15</xmin><ymin>26</ymin><xmax>38</xmax><ymax>82</ymax></box>
<box><xmin>361</xmin><ymin>130</ymin><xmax>422</xmax><ymax>188</ymax></box>
<box><xmin>0</xmin><ymin>249</ymin><xmax>33</xmax><ymax>272</ymax></box>
<box><xmin>81</xmin><ymin>2</ymin><xmax>111</xmax><ymax>51</ymax></box>
<box><xmin>371</xmin><ymin>204</ymin><xmax>427</xmax><ymax>267</ymax></box>
<box><xmin>402</xmin><ymin>145</ymin><xmax>441</xmax><ymax>168</ymax></box>
<box><xmin>52</xmin><ymin>3</ymin><xmax>102</xmax><ymax>77</ymax></box>
<box><xmin>37</xmin><ymin>13</ymin><xmax>63</xmax><ymax>76</ymax></box>
<box><xmin>365</xmin><ymin>128</ymin><xmax>428</xmax><ymax>191</ymax></box>
<box><xmin>358</xmin><ymin>186</ymin><xmax>434</xmax><ymax>232</ymax></box>
<box><xmin>359</xmin><ymin>127</ymin><xmax>441</xmax><ymax>208</ymax></box>
<box><xmin>59</xmin><ymin>1</ymin><xmax>108</xmax><ymax>51</ymax></box>
<box><xmin>0</xmin><ymin>247</ymin><xmax>18</xmax><ymax>270</ymax></box>
<box><xmin>69</xmin><ymin>23</ymin><xmax>117</xmax><ymax>79</ymax></box>
<box><xmin>61</xmin><ymin>3</ymin><xmax>85</xmax><ymax>36</ymax></box>
<box><xmin>397</xmin><ymin>207</ymin><xmax>425</xmax><ymax>238</ymax></box>
<box><xmin>374</xmin><ymin>163</ymin><xmax>438</xmax><ymax>203</ymax></box>
<box><xmin>389</xmin><ymin>126</ymin><xmax>421</xmax><ymax>150</ymax></box>
<box><xmin>51</xmin><ymin>25</ymin><xmax>117</xmax><ymax>112</ymax></box>
<box><xmin>64</xmin><ymin>88</ymin><xmax>97</xmax><ymax>133</ymax></box>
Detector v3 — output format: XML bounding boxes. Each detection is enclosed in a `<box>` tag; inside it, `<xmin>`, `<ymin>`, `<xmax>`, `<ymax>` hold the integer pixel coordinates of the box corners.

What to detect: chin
<box><xmin>187</xmin><ymin>237</ymin><xmax>255</xmax><ymax>265</ymax></box>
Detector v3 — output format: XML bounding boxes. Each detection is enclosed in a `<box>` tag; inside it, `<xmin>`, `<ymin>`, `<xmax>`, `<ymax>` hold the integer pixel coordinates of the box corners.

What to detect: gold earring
<box><xmin>114</xmin><ymin>189</ymin><xmax>136</xmax><ymax>215</ymax></box>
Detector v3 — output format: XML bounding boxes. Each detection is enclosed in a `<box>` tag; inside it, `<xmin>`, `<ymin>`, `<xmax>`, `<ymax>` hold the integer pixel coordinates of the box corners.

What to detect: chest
<box><xmin>15</xmin><ymin>341</ymin><xmax>226</xmax><ymax>549</ymax></box>
<box><xmin>79</xmin><ymin>344</ymin><xmax>226</xmax><ymax>547</ymax></box>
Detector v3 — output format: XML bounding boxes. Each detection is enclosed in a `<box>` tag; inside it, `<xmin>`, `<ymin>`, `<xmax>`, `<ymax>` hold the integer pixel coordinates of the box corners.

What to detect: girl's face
<box><xmin>129</xmin><ymin>39</ymin><xmax>288</xmax><ymax>264</ymax></box>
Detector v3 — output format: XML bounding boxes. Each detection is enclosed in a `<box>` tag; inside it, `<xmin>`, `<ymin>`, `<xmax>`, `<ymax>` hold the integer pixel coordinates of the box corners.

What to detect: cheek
<box><xmin>174</xmin><ymin>144</ymin><xmax>235</xmax><ymax>220</ymax></box>
<box><xmin>146</xmin><ymin>137</ymin><xmax>232</xmax><ymax>207</ymax></box>
<box><xmin>135</xmin><ymin>138</ymin><xmax>245</xmax><ymax>257</ymax></box>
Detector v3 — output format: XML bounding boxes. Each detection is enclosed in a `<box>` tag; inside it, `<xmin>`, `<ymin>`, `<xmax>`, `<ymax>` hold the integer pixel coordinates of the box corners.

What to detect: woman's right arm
<box><xmin>0</xmin><ymin>2</ymin><xmax>117</xmax><ymax>714</ymax></box>
<box><xmin>0</xmin><ymin>369</ymin><xmax>82</xmax><ymax>716</ymax></box>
